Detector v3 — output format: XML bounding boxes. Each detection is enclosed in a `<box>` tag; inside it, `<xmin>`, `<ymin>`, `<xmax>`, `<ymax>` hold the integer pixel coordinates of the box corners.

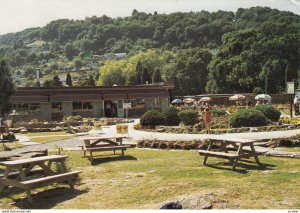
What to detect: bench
<box><xmin>198</xmin><ymin>137</ymin><xmax>262</xmax><ymax>170</ymax></box>
<box><xmin>0</xmin><ymin>167</ymin><xmax>44</xmax><ymax>179</ymax></box>
<box><xmin>86</xmin><ymin>145</ymin><xmax>129</xmax><ymax>160</ymax></box>
<box><xmin>20</xmin><ymin>171</ymin><xmax>81</xmax><ymax>189</ymax></box>
<box><xmin>0</xmin><ymin>155</ymin><xmax>81</xmax><ymax>203</ymax></box>
<box><xmin>198</xmin><ymin>150</ymin><xmax>240</xmax><ymax>160</ymax></box>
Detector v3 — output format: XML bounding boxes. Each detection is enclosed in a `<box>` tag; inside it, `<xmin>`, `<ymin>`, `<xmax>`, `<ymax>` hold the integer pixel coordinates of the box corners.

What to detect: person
<box><xmin>204</xmin><ymin>107</ymin><xmax>212</xmax><ymax>134</ymax></box>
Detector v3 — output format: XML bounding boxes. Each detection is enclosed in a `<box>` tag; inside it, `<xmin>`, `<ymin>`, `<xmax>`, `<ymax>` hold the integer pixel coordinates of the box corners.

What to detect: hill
<box><xmin>0</xmin><ymin>7</ymin><xmax>300</xmax><ymax>95</ymax></box>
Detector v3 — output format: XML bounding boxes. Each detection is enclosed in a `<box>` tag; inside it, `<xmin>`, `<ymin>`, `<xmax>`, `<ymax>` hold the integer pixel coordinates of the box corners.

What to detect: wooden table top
<box><xmin>205</xmin><ymin>135</ymin><xmax>257</xmax><ymax>144</ymax></box>
<box><xmin>0</xmin><ymin>155</ymin><xmax>68</xmax><ymax>166</ymax></box>
<box><xmin>82</xmin><ymin>135</ymin><xmax>128</xmax><ymax>140</ymax></box>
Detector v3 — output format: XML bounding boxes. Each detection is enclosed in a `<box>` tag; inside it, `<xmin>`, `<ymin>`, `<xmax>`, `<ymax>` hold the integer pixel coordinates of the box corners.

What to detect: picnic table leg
<box><xmin>250</xmin><ymin>144</ymin><xmax>262</xmax><ymax>166</ymax></box>
<box><xmin>203</xmin><ymin>142</ymin><xmax>213</xmax><ymax>165</ymax></box>
<box><xmin>60</xmin><ymin>160</ymin><xmax>75</xmax><ymax>190</ymax></box>
<box><xmin>0</xmin><ymin>167</ymin><xmax>11</xmax><ymax>195</ymax></box>
<box><xmin>18</xmin><ymin>167</ymin><xmax>33</xmax><ymax>203</ymax></box>
<box><xmin>89</xmin><ymin>151</ymin><xmax>93</xmax><ymax>161</ymax></box>
<box><xmin>232</xmin><ymin>144</ymin><xmax>243</xmax><ymax>170</ymax></box>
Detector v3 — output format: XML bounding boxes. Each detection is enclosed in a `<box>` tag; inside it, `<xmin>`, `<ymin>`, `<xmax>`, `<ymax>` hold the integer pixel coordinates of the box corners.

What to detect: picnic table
<box><xmin>0</xmin><ymin>155</ymin><xmax>80</xmax><ymax>203</ymax></box>
<box><xmin>198</xmin><ymin>136</ymin><xmax>262</xmax><ymax>170</ymax></box>
<box><xmin>80</xmin><ymin>135</ymin><xmax>130</xmax><ymax>161</ymax></box>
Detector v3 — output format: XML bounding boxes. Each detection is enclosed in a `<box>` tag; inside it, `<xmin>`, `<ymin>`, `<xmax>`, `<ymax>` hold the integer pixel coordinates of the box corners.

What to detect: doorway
<box><xmin>104</xmin><ymin>100</ymin><xmax>117</xmax><ymax>117</ymax></box>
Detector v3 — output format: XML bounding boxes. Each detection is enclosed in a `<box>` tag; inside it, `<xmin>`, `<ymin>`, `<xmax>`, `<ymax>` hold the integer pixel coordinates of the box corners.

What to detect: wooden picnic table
<box><xmin>80</xmin><ymin>135</ymin><xmax>130</xmax><ymax>160</ymax></box>
<box><xmin>198</xmin><ymin>136</ymin><xmax>262</xmax><ymax>170</ymax></box>
<box><xmin>0</xmin><ymin>155</ymin><xmax>80</xmax><ymax>203</ymax></box>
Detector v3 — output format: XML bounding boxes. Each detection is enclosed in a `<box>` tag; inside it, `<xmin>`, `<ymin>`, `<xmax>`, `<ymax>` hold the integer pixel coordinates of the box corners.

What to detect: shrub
<box><xmin>211</xmin><ymin>109</ymin><xmax>227</xmax><ymax>117</ymax></box>
<box><xmin>140</xmin><ymin>110</ymin><xmax>165</xmax><ymax>128</ymax></box>
<box><xmin>229</xmin><ymin>108</ymin><xmax>270</xmax><ymax>128</ymax></box>
<box><xmin>255</xmin><ymin>104</ymin><xmax>281</xmax><ymax>121</ymax></box>
<box><xmin>178</xmin><ymin>109</ymin><xmax>198</xmax><ymax>126</ymax></box>
<box><xmin>163</xmin><ymin>107</ymin><xmax>180</xmax><ymax>126</ymax></box>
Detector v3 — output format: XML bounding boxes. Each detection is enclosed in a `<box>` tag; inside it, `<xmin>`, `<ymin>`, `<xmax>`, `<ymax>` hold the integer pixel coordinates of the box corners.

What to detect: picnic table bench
<box><xmin>0</xmin><ymin>155</ymin><xmax>80</xmax><ymax>203</ymax></box>
<box><xmin>198</xmin><ymin>136</ymin><xmax>262</xmax><ymax>170</ymax></box>
<box><xmin>79</xmin><ymin>136</ymin><xmax>130</xmax><ymax>161</ymax></box>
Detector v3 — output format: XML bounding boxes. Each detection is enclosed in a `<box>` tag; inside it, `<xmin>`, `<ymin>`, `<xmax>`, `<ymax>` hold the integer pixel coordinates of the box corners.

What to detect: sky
<box><xmin>0</xmin><ymin>0</ymin><xmax>300</xmax><ymax>35</ymax></box>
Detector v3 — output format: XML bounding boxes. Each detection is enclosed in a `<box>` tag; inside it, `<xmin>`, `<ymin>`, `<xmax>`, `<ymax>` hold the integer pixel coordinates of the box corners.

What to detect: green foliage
<box><xmin>162</xmin><ymin>107</ymin><xmax>180</xmax><ymax>126</ymax></box>
<box><xmin>229</xmin><ymin>108</ymin><xmax>270</xmax><ymax>128</ymax></box>
<box><xmin>211</xmin><ymin>109</ymin><xmax>227</xmax><ymax>117</ymax></box>
<box><xmin>140</xmin><ymin>110</ymin><xmax>165</xmax><ymax>128</ymax></box>
<box><xmin>0</xmin><ymin>7</ymin><xmax>300</xmax><ymax>93</ymax></box>
<box><xmin>255</xmin><ymin>104</ymin><xmax>281</xmax><ymax>121</ymax></box>
<box><xmin>178</xmin><ymin>109</ymin><xmax>199</xmax><ymax>126</ymax></box>
<box><xmin>0</xmin><ymin>59</ymin><xmax>15</xmax><ymax>116</ymax></box>
<box><xmin>52</xmin><ymin>75</ymin><xmax>62</xmax><ymax>87</ymax></box>
<box><xmin>66</xmin><ymin>72</ymin><xmax>72</xmax><ymax>86</ymax></box>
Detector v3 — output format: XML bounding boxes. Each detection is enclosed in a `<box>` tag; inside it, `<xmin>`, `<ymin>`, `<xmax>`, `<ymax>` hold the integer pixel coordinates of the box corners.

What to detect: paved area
<box><xmin>2</xmin><ymin>119</ymin><xmax>300</xmax><ymax>156</ymax></box>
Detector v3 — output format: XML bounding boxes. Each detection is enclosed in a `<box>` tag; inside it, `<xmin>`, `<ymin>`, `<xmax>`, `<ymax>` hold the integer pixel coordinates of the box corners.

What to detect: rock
<box><xmin>179</xmin><ymin>195</ymin><xmax>212</xmax><ymax>209</ymax></box>
<box><xmin>160</xmin><ymin>201</ymin><xmax>182</xmax><ymax>209</ymax></box>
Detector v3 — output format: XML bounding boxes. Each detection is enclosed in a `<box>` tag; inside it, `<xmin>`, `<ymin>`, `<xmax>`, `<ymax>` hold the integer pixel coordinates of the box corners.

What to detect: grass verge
<box><xmin>0</xmin><ymin>148</ymin><xmax>299</xmax><ymax>209</ymax></box>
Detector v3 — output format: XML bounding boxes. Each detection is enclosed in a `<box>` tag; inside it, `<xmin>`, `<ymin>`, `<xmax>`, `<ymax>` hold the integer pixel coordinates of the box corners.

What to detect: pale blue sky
<box><xmin>0</xmin><ymin>0</ymin><xmax>299</xmax><ymax>35</ymax></box>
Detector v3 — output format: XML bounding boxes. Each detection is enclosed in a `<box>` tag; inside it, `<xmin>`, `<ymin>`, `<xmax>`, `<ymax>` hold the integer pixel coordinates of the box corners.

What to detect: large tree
<box><xmin>206</xmin><ymin>23</ymin><xmax>300</xmax><ymax>94</ymax></box>
<box><xmin>0</xmin><ymin>59</ymin><xmax>15</xmax><ymax>117</ymax></box>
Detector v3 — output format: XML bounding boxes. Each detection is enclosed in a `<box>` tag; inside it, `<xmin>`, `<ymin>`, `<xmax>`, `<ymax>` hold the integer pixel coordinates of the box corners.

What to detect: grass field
<box><xmin>0</xmin><ymin>132</ymin><xmax>75</xmax><ymax>151</ymax></box>
<box><xmin>0</xmin><ymin>148</ymin><xmax>299</xmax><ymax>209</ymax></box>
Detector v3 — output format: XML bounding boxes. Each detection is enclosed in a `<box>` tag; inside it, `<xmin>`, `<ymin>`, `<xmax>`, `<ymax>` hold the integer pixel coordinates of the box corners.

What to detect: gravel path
<box><xmin>2</xmin><ymin>119</ymin><xmax>300</xmax><ymax>156</ymax></box>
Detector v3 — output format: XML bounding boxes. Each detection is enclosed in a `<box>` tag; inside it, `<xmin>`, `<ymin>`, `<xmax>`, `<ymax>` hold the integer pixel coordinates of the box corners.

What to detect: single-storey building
<box><xmin>9</xmin><ymin>82</ymin><xmax>174</xmax><ymax>121</ymax></box>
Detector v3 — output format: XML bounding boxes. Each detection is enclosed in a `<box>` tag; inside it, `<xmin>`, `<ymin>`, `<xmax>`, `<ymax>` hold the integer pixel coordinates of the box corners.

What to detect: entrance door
<box><xmin>104</xmin><ymin>100</ymin><xmax>118</xmax><ymax>117</ymax></box>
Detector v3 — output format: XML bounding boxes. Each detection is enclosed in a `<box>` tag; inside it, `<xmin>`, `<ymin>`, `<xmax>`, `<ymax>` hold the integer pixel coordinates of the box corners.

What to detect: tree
<box><xmin>64</xmin><ymin>43</ymin><xmax>78</xmax><ymax>60</ymax></box>
<box><xmin>0</xmin><ymin>59</ymin><xmax>15</xmax><ymax>117</ymax></box>
<box><xmin>52</xmin><ymin>75</ymin><xmax>62</xmax><ymax>87</ymax></box>
<box><xmin>43</xmin><ymin>79</ymin><xmax>52</xmax><ymax>87</ymax></box>
<box><xmin>152</xmin><ymin>68</ymin><xmax>163</xmax><ymax>83</ymax></box>
<box><xmin>66</xmin><ymin>72</ymin><xmax>72</xmax><ymax>86</ymax></box>
<box><xmin>141</xmin><ymin>67</ymin><xmax>151</xmax><ymax>84</ymax></box>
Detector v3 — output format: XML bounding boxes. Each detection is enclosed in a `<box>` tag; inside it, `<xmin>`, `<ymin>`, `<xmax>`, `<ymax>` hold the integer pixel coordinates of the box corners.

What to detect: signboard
<box><xmin>287</xmin><ymin>82</ymin><xmax>295</xmax><ymax>94</ymax></box>
<box><xmin>123</xmin><ymin>103</ymin><xmax>132</xmax><ymax>109</ymax></box>
<box><xmin>116</xmin><ymin>124</ymin><xmax>128</xmax><ymax>134</ymax></box>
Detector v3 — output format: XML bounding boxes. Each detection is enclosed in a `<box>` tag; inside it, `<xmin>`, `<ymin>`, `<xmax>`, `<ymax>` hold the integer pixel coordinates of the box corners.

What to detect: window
<box><xmin>52</xmin><ymin>102</ymin><xmax>62</xmax><ymax>111</ymax></box>
<box><xmin>83</xmin><ymin>102</ymin><xmax>93</xmax><ymax>110</ymax></box>
<box><xmin>29</xmin><ymin>103</ymin><xmax>40</xmax><ymax>110</ymax></box>
<box><xmin>12</xmin><ymin>103</ymin><xmax>28</xmax><ymax>111</ymax></box>
<box><xmin>73</xmin><ymin>102</ymin><xmax>93</xmax><ymax>110</ymax></box>
<box><xmin>153</xmin><ymin>98</ymin><xmax>161</xmax><ymax>107</ymax></box>
<box><xmin>73</xmin><ymin>102</ymin><xmax>82</xmax><ymax>110</ymax></box>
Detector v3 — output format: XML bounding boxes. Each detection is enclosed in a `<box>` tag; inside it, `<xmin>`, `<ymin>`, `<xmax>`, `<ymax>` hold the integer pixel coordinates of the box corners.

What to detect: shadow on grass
<box><xmin>12</xmin><ymin>187</ymin><xmax>88</xmax><ymax>209</ymax></box>
<box><xmin>90</xmin><ymin>155</ymin><xmax>137</xmax><ymax>165</ymax></box>
<box><xmin>204</xmin><ymin>160</ymin><xmax>276</xmax><ymax>174</ymax></box>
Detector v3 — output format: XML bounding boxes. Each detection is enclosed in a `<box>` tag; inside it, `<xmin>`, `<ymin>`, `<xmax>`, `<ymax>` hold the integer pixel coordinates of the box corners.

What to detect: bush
<box><xmin>229</xmin><ymin>108</ymin><xmax>270</xmax><ymax>128</ymax></box>
<box><xmin>140</xmin><ymin>110</ymin><xmax>165</xmax><ymax>128</ymax></box>
<box><xmin>211</xmin><ymin>109</ymin><xmax>227</xmax><ymax>117</ymax></box>
<box><xmin>178</xmin><ymin>109</ymin><xmax>198</xmax><ymax>126</ymax></box>
<box><xmin>255</xmin><ymin>104</ymin><xmax>281</xmax><ymax>121</ymax></box>
<box><xmin>163</xmin><ymin>107</ymin><xmax>180</xmax><ymax>126</ymax></box>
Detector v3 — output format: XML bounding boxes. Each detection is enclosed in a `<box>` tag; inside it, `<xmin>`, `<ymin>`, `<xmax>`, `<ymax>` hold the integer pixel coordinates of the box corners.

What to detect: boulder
<box><xmin>160</xmin><ymin>201</ymin><xmax>182</xmax><ymax>209</ymax></box>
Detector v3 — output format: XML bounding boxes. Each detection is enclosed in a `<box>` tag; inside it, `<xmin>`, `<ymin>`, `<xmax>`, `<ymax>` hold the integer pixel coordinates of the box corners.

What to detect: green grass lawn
<box><xmin>0</xmin><ymin>148</ymin><xmax>299</xmax><ymax>209</ymax></box>
<box><xmin>0</xmin><ymin>132</ymin><xmax>75</xmax><ymax>151</ymax></box>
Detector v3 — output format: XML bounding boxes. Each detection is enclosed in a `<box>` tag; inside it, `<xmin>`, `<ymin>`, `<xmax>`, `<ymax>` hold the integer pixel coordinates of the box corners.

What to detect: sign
<box><xmin>123</xmin><ymin>103</ymin><xmax>132</xmax><ymax>109</ymax></box>
<box><xmin>287</xmin><ymin>82</ymin><xmax>295</xmax><ymax>94</ymax></box>
<box><xmin>116</xmin><ymin>124</ymin><xmax>128</xmax><ymax>134</ymax></box>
